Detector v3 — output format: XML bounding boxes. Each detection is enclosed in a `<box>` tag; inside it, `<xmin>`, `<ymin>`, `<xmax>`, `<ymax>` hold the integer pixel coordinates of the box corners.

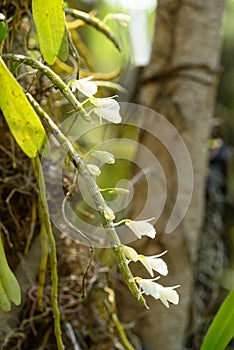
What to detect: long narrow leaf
<box><xmin>201</xmin><ymin>288</ymin><xmax>234</xmax><ymax>350</ymax></box>
<box><xmin>32</xmin><ymin>0</ymin><xmax>68</xmax><ymax>64</ymax></box>
<box><xmin>0</xmin><ymin>57</ymin><xmax>47</xmax><ymax>158</ymax></box>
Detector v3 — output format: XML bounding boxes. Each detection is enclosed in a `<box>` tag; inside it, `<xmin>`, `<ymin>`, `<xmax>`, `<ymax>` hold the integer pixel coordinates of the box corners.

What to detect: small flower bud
<box><xmin>87</xmin><ymin>164</ymin><xmax>101</xmax><ymax>177</ymax></box>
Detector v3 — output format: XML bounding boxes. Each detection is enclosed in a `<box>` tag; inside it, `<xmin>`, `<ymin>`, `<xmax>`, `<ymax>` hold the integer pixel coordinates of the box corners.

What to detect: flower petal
<box><xmin>125</xmin><ymin>220</ymin><xmax>156</xmax><ymax>239</ymax></box>
<box><xmin>155</xmin><ymin>283</ymin><xmax>180</xmax><ymax>307</ymax></box>
<box><xmin>136</xmin><ymin>278</ymin><xmax>180</xmax><ymax>308</ymax></box>
<box><xmin>138</xmin><ymin>256</ymin><xmax>154</xmax><ymax>277</ymax></box>
<box><xmin>149</xmin><ymin>257</ymin><xmax>168</xmax><ymax>276</ymax></box>
<box><xmin>137</xmin><ymin>278</ymin><xmax>160</xmax><ymax>297</ymax></box>
<box><xmin>71</xmin><ymin>76</ymin><xmax>97</xmax><ymax>97</ymax></box>
<box><xmin>91</xmin><ymin>97</ymin><xmax>122</xmax><ymax>124</ymax></box>
<box><xmin>162</xmin><ymin>288</ymin><xmax>180</xmax><ymax>305</ymax></box>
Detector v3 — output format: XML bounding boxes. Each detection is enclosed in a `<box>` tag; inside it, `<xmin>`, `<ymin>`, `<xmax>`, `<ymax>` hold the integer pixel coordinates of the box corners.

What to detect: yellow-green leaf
<box><xmin>32</xmin><ymin>0</ymin><xmax>68</xmax><ymax>64</ymax></box>
<box><xmin>0</xmin><ymin>57</ymin><xmax>47</xmax><ymax>158</ymax></box>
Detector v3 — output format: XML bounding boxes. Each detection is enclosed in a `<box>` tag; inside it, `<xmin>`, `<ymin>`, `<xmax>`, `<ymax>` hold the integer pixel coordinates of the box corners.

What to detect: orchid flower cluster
<box><xmin>121</xmin><ymin>220</ymin><xmax>180</xmax><ymax>308</ymax></box>
<box><xmin>69</xmin><ymin>76</ymin><xmax>180</xmax><ymax>309</ymax></box>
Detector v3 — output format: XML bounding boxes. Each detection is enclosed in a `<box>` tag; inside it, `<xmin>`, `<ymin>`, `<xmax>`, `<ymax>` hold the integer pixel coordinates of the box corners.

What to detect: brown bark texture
<box><xmin>117</xmin><ymin>1</ymin><xmax>225</xmax><ymax>349</ymax></box>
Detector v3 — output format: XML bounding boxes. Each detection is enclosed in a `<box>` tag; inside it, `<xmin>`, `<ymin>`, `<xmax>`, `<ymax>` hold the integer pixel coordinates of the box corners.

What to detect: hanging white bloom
<box><xmin>70</xmin><ymin>76</ymin><xmax>98</xmax><ymax>97</ymax></box>
<box><xmin>125</xmin><ymin>219</ymin><xmax>156</xmax><ymax>239</ymax></box>
<box><xmin>90</xmin><ymin>150</ymin><xmax>115</xmax><ymax>164</ymax></box>
<box><xmin>138</xmin><ymin>253</ymin><xmax>168</xmax><ymax>277</ymax></box>
<box><xmin>155</xmin><ymin>283</ymin><xmax>180</xmax><ymax>308</ymax></box>
<box><xmin>122</xmin><ymin>245</ymin><xmax>139</xmax><ymax>262</ymax></box>
<box><xmin>87</xmin><ymin>164</ymin><xmax>101</xmax><ymax>176</ymax></box>
<box><xmin>90</xmin><ymin>97</ymin><xmax>122</xmax><ymax>124</ymax></box>
<box><xmin>136</xmin><ymin>277</ymin><xmax>180</xmax><ymax>308</ymax></box>
<box><xmin>122</xmin><ymin>245</ymin><xmax>167</xmax><ymax>276</ymax></box>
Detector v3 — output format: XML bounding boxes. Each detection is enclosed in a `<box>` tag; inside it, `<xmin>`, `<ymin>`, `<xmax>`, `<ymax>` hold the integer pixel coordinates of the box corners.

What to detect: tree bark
<box><xmin>117</xmin><ymin>1</ymin><xmax>225</xmax><ymax>349</ymax></box>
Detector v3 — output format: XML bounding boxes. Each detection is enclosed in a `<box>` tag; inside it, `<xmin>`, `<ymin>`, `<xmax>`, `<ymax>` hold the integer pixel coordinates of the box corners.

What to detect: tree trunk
<box><xmin>117</xmin><ymin>1</ymin><xmax>225</xmax><ymax>349</ymax></box>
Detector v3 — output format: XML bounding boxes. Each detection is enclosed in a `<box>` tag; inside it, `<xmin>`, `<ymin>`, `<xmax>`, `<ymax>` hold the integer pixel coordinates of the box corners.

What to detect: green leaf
<box><xmin>11</xmin><ymin>61</ymin><xmax>20</xmax><ymax>74</ymax></box>
<box><xmin>57</xmin><ymin>24</ymin><xmax>69</xmax><ymax>62</ymax></box>
<box><xmin>32</xmin><ymin>0</ymin><xmax>68</xmax><ymax>64</ymax></box>
<box><xmin>201</xmin><ymin>288</ymin><xmax>234</xmax><ymax>350</ymax></box>
<box><xmin>0</xmin><ymin>57</ymin><xmax>47</xmax><ymax>158</ymax></box>
<box><xmin>0</xmin><ymin>21</ymin><xmax>7</xmax><ymax>45</ymax></box>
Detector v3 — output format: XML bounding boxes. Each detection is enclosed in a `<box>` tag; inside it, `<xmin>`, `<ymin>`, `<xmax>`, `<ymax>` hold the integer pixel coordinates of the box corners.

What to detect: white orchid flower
<box><xmin>138</xmin><ymin>253</ymin><xmax>168</xmax><ymax>277</ymax></box>
<box><xmin>136</xmin><ymin>277</ymin><xmax>180</xmax><ymax>308</ymax></box>
<box><xmin>125</xmin><ymin>219</ymin><xmax>156</xmax><ymax>239</ymax></box>
<box><xmin>90</xmin><ymin>97</ymin><xmax>122</xmax><ymax>124</ymax></box>
<box><xmin>87</xmin><ymin>164</ymin><xmax>101</xmax><ymax>177</ymax></box>
<box><xmin>122</xmin><ymin>246</ymin><xmax>167</xmax><ymax>276</ymax></box>
<box><xmin>70</xmin><ymin>76</ymin><xmax>98</xmax><ymax>97</ymax></box>
<box><xmin>90</xmin><ymin>150</ymin><xmax>115</xmax><ymax>165</ymax></box>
